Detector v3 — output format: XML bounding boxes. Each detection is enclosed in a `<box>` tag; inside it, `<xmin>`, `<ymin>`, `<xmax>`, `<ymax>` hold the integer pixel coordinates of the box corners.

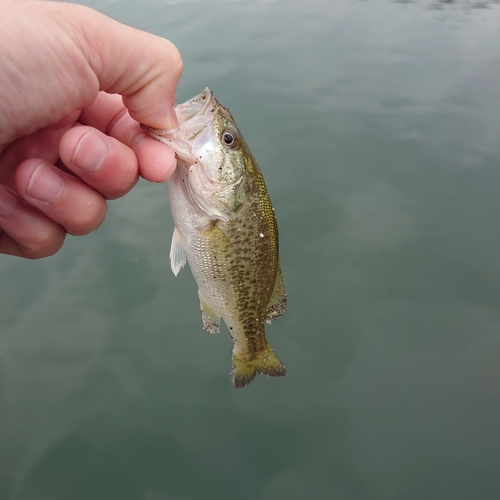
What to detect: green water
<box><xmin>2</xmin><ymin>0</ymin><xmax>500</xmax><ymax>498</ymax></box>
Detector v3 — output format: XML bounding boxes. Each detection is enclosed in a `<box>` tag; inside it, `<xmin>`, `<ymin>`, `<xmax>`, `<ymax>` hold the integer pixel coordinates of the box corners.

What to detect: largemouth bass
<box><xmin>142</xmin><ymin>88</ymin><xmax>287</xmax><ymax>388</ymax></box>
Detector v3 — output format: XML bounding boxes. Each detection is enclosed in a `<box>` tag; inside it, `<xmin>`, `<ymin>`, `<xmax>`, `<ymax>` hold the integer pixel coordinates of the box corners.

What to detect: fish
<box><xmin>141</xmin><ymin>88</ymin><xmax>287</xmax><ymax>388</ymax></box>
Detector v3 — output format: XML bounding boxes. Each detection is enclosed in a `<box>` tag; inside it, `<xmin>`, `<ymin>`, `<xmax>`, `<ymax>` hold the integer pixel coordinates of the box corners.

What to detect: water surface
<box><xmin>1</xmin><ymin>0</ymin><xmax>500</xmax><ymax>498</ymax></box>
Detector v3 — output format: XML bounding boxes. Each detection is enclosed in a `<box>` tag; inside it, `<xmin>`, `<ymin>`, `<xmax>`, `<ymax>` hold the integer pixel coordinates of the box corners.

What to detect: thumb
<box><xmin>68</xmin><ymin>3</ymin><xmax>183</xmax><ymax>129</ymax></box>
<box><xmin>0</xmin><ymin>1</ymin><xmax>183</xmax><ymax>140</ymax></box>
<box><xmin>78</xmin><ymin>19</ymin><xmax>183</xmax><ymax>129</ymax></box>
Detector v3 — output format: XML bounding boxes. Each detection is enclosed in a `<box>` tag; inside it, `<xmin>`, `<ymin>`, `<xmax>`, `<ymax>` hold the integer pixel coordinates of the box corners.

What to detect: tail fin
<box><xmin>231</xmin><ymin>345</ymin><xmax>286</xmax><ymax>388</ymax></box>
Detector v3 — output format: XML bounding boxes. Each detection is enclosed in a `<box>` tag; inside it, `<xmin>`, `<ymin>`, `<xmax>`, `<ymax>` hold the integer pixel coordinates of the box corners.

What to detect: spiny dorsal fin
<box><xmin>265</xmin><ymin>267</ymin><xmax>287</xmax><ymax>324</ymax></box>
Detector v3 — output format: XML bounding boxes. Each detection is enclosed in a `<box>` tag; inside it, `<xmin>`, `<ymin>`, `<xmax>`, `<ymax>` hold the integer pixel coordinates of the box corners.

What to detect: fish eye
<box><xmin>222</xmin><ymin>130</ymin><xmax>238</xmax><ymax>148</ymax></box>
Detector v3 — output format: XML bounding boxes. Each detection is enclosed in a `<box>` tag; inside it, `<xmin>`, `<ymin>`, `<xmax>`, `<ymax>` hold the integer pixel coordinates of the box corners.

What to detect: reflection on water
<box><xmin>1</xmin><ymin>0</ymin><xmax>500</xmax><ymax>498</ymax></box>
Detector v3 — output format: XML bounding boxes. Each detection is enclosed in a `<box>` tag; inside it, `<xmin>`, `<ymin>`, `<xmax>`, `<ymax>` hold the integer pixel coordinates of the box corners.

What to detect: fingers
<box><xmin>0</xmin><ymin>111</ymin><xmax>80</xmax><ymax>188</ymax></box>
<box><xmin>59</xmin><ymin>126</ymin><xmax>138</xmax><ymax>200</ymax></box>
<box><xmin>14</xmin><ymin>159</ymin><xmax>107</xmax><ymax>237</ymax></box>
<box><xmin>78</xmin><ymin>93</ymin><xmax>177</xmax><ymax>183</ymax></box>
<box><xmin>132</xmin><ymin>134</ymin><xmax>177</xmax><ymax>183</ymax></box>
<box><xmin>0</xmin><ymin>185</ymin><xmax>65</xmax><ymax>258</ymax></box>
<box><xmin>0</xmin><ymin>93</ymin><xmax>175</xmax><ymax>260</ymax></box>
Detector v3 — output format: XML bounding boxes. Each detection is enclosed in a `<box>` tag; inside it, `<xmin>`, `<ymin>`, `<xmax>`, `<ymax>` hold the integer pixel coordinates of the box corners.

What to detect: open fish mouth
<box><xmin>141</xmin><ymin>88</ymin><xmax>218</xmax><ymax>159</ymax></box>
<box><xmin>175</xmin><ymin>87</ymin><xmax>214</xmax><ymax>127</ymax></box>
<box><xmin>141</xmin><ymin>88</ymin><xmax>215</xmax><ymax>136</ymax></box>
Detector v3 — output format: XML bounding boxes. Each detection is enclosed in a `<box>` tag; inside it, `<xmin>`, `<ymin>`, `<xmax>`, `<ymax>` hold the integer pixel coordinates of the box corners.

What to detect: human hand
<box><xmin>0</xmin><ymin>0</ymin><xmax>183</xmax><ymax>258</ymax></box>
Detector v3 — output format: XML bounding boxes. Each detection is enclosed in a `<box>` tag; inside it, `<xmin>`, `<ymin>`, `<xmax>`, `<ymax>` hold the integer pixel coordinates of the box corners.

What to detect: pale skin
<box><xmin>0</xmin><ymin>0</ymin><xmax>183</xmax><ymax>258</ymax></box>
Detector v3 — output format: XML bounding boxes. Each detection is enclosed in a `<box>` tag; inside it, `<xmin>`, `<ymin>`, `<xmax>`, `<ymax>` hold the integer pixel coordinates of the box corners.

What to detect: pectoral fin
<box><xmin>265</xmin><ymin>267</ymin><xmax>287</xmax><ymax>324</ymax></box>
<box><xmin>198</xmin><ymin>290</ymin><xmax>220</xmax><ymax>334</ymax></box>
<box><xmin>169</xmin><ymin>226</ymin><xmax>187</xmax><ymax>277</ymax></box>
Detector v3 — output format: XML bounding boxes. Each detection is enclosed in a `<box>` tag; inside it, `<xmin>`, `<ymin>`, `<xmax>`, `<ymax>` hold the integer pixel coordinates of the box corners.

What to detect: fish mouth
<box><xmin>141</xmin><ymin>88</ymin><xmax>217</xmax><ymax>160</ymax></box>
<box><xmin>175</xmin><ymin>87</ymin><xmax>214</xmax><ymax>127</ymax></box>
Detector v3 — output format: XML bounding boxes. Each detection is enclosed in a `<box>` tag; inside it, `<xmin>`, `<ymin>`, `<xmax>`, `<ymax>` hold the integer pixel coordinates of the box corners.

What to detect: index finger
<box><xmin>78</xmin><ymin>92</ymin><xmax>176</xmax><ymax>183</ymax></box>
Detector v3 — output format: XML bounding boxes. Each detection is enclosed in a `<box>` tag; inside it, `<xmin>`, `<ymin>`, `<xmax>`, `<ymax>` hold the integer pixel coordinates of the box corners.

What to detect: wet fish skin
<box><xmin>142</xmin><ymin>88</ymin><xmax>287</xmax><ymax>387</ymax></box>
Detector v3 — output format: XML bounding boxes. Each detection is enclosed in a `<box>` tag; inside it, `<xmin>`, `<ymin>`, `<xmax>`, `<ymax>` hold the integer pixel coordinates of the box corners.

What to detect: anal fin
<box><xmin>265</xmin><ymin>267</ymin><xmax>287</xmax><ymax>324</ymax></box>
<box><xmin>198</xmin><ymin>290</ymin><xmax>220</xmax><ymax>334</ymax></box>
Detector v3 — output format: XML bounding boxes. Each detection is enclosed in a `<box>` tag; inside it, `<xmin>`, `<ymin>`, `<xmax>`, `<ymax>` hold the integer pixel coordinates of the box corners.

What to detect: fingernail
<box><xmin>27</xmin><ymin>164</ymin><xmax>65</xmax><ymax>203</ymax></box>
<box><xmin>73</xmin><ymin>131</ymin><xmax>109</xmax><ymax>171</ymax></box>
<box><xmin>0</xmin><ymin>188</ymin><xmax>19</xmax><ymax>219</ymax></box>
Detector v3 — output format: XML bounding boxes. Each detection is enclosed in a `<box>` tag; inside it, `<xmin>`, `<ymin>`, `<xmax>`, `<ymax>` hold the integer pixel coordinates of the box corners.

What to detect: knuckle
<box><xmin>160</xmin><ymin>39</ymin><xmax>183</xmax><ymax>75</ymax></box>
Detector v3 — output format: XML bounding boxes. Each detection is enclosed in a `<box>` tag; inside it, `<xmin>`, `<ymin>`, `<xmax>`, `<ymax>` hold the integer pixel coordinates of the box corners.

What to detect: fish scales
<box><xmin>142</xmin><ymin>88</ymin><xmax>287</xmax><ymax>388</ymax></box>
